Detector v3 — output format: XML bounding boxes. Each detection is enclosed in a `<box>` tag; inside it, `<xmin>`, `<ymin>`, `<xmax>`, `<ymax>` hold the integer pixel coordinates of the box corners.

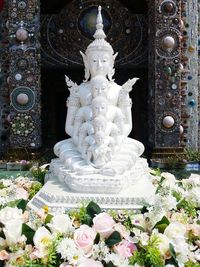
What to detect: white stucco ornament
<box><xmin>28</xmin><ymin>6</ymin><xmax>155</xmax><ymax>212</ymax></box>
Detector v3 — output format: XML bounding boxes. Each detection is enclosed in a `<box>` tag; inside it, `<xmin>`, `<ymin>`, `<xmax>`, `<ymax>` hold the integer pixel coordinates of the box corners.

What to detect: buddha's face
<box><xmin>95</xmin><ymin>132</ymin><xmax>104</xmax><ymax>145</ymax></box>
<box><xmin>94</xmin><ymin>121</ymin><xmax>106</xmax><ymax>132</ymax></box>
<box><xmin>91</xmin><ymin>78</ymin><xmax>108</xmax><ymax>98</ymax></box>
<box><xmin>87</xmin><ymin>50</ymin><xmax>112</xmax><ymax>78</ymax></box>
<box><xmin>92</xmin><ymin>98</ymin><xmax>107</xmax><ymax>117</ymax></box>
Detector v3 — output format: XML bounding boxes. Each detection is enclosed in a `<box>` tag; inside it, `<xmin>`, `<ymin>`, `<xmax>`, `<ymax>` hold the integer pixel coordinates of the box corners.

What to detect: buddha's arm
<box><xmin>65</xmin><ymin>97</ymin><xmax>80</xmax><ymax>137</ymax></box>
<box><xmin>118</xmin><ymin>95</ymin><xmax>132</xmax><ymax>136</ymax></box>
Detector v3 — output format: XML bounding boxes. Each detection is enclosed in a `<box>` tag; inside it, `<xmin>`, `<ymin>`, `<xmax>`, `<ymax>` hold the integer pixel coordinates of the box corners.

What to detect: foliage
<box><xmin>0</xmin><ymin>171</ymin><xmax>199</xmax><ymax>267</ymax></box>
<box><xmin>184</xmin><ymin>148</ymin><xmax>200</xmax><ymax>162</ymax></box>
<box><xmin>129</xmin><ymin>236</ymin><xmax>165</xmax><ymax>267</ymax></box>
<box><xmin>30</xmin><ymin>165</ymin><xmax>49</xmax><ymax>184</ymax></box>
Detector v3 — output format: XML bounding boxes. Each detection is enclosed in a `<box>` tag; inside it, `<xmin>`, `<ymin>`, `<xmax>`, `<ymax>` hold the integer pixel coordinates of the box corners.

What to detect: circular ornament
<box><xmin>160</xmin><ymin>0</ymin><xmax>177</xmax><ymax>16</ymax></box>
<box><xmin>16</xmin><ymin>28</ymin><xmax>28</xmax><ymax>41</ymax></box>
<box><xmin>171</xmin><ymin>83</ymin><xmax>177</xmax><ymax>90</ymax></box>
<box><xmin>11</xmin><ymin>114</ymin><xmax>34</xmax><ymax>136</ymax></box>
<box><xmin>10</xmin><ymin>87</ymin><xmax>35</xmax><ymax>112</ymax></box>
<box><xmin>158</xmin><ymin>112</ymin><xmax>178</xmax><ymax>132</ymax></box>
<box><xmin>163</xmin><ymin>116</ymin><xmax>175</xmax><ymax>128</ymax></box>
<box><xmin>162</xmin><ymin>36</ymin><xmax>175</xmax><ymax>49</ymax></box>
<box><xmin>16</xmin><ymin>93</ymin><xmax>29</xmax><ymax>105</ymax></box>
<box><xmin>156</xmin><ymin>28</ymin><xmax>180</xmax><ymax>58</ymax></box>
<box><xmin>17</xmin><ymin>58</ymin><xmax>28</xmax><ymax>70</ymax></box>
<box><xmin>15</xmin><ymin>73</ymin><xmax>22</xmax><ymax>81</ymax></box>
<box><xmin>26</xmin><ymin>13</ymin><xmax>33</xmax><ymax>20</ymax></box>
<box><xmin>18</xmin><ymin>1</ymin><xmax>26</xmax><ymax>9</ymax></box>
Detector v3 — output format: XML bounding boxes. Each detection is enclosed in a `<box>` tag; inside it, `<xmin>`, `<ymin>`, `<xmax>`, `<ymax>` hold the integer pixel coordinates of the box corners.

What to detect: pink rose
<box><xmin>15</xmin><ymin>187</ymin><xmax>29</xmax><ymax>200</ymax></box>
<box><xmin>78</xmin><ymin>258</ymin><xmax>103</xmax><ymax>267</ymax></box>
<box><xmin>0</xmin><ymin>250</ymin><xmax>9</xmax><ymax>260</ymax></box>
<box><xmin>93</xmin><ymin>212</ymin><xmax>115</xmax><ymax>238</ymax></box>
<box><xmin>114</xmin><ymin>240</ymin><xmax>137</xmax><ymax>258</ymax></box>
<box><xmin>74</xmin><ymin>225</ymin><xmax>96</xmax><ymax>254</ymax></box>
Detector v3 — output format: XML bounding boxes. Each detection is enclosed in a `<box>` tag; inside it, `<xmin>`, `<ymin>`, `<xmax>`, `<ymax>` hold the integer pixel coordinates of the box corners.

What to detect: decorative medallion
<box><xmin>10</xmin><ymin>87</ymin><xmax>35</xmax><ymax>112</ymax></box>
<box><xmin>160</xmin><ymin>0</ymin><xmax>177</xmax><ymax>17</ymax></box>
<box><xmin>157</xmin><ymin>111</ymin><xmax>179</xmax><ymax>133</ymax></box>
<box><xmin>156</xmin><ymin>28</ymin><xmax>181</xmax><ymax>58</ymax></box>
<box><xmin>11</xmin><ymin>113</ymin><xmax>35</xmax><ymax>136</ymax></box>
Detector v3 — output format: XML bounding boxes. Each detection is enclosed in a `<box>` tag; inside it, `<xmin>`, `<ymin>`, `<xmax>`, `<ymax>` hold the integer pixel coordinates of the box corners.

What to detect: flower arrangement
<box><xmin>0</xmin><ymin>171</ymin><xmax>199</xmax><ymax>267</ymax></box>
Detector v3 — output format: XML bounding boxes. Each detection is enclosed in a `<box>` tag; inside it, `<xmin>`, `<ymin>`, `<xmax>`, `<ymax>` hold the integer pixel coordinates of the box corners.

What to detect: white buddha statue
<box><xmin>28</xmin><ymin>6</ymin><xmax>155</xmax><ymax>213</ymax></box>
<box><xmin>53</xmin><ymin>6</ymin><xmax>151</xmax><ymax>194</ymax></box>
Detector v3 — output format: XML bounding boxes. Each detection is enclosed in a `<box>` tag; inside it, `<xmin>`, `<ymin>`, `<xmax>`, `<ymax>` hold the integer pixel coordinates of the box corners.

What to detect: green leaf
<box><xmin>45</xmin><ymin>214</ymin><xmax>54</xmax><ymax>224</ymax></box>
<box><xmin>141</xmin><ymin>206</ymin><xmax>148</xmax><ymax>214</ymax></box>
<box><xmin>132</xmin><ymin>224</ymin><xmax>145</xmax><ymax>232</ymax></box>
<box><xmin>17</xmin><ymin>199</ymin><xmax>28</xmax><ymax>212</ymax></box>
<box><xmin>154</xmin><ymin>216</ymin><xmax>170</xmax><ymax>233</ymax></box>
<box><xmin>155</xmin><ymin>176</ymin><xmax>165</xmax><ymax>194</ymax></box>
<box><xmin>169</xmin><ymin>243</ymin><xmax>179</xmax><ymax>267</ymax></box>
<box><xmin>7</xmin><ymin>199</ymin><xmax>27</xmax><ymax>211</ymax></box>
<box><xmin>94</xmin><ymin>233</ymin><xmax>100</xmax><ymax>244</ymax></box>
<box><xmin>105</xmin><ymin>261</ymin><xmax>116</xmax><ymax>267</ymax></box>
<box><xmin>22</xmin><ymin>223</ymin><xmax>35</xmax><ymax>244</ymax></box>
<box><xmin>105</xmin><ymin>231</ymin><xmax>122</xmax><ymax>247</ymax></box>
<box><xmin>86</xmin><ymin>201</ymin><xmax>101</xmax><ymax>218</ymax></box>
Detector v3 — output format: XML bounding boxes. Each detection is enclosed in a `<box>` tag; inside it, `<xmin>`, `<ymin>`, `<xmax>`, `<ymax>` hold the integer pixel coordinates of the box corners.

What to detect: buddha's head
<box><xmin>91</xmin><ymin>75</ymin><xmax>109</xmax><ymax>98</ymax></box>
<box><xmin>93</xmin><ymin>115</ymin><xmax>107</xmax><ymax>132</ymax></box>
<box><xmin>92</xmin><ymin>96</ymin><xmax>108</xmax><ymax>117</ymax></box>
<box><xmin>80</xmin><ymin>6</ymin><xmax>118</xmax><ymax>81</ymax></box>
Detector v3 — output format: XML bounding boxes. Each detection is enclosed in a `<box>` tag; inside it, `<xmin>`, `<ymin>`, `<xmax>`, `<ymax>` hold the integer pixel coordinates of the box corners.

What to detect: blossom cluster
<box><xmin>0</xmin><ymin>176</ymin><xmax>42</xmax><ymax>207</ymax></box>
<box><xmin>0</xmin><ymin>172</ymin><xmax>199</xmax><ymax>267</ymax></box>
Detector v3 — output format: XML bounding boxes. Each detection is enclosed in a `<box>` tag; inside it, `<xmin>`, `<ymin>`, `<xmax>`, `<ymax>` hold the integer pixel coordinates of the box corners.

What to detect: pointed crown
<box><xmin>86</xmin><ymin>6</ymin><xmax>114</xmax><ymax>54</ymax></box>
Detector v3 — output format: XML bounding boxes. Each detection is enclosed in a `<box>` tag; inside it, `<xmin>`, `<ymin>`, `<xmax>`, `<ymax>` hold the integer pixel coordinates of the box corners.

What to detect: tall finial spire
<box><xmin>93</xmin><ymin>6</ymin><xmax>106</xmax><ymax>40</ymax></box>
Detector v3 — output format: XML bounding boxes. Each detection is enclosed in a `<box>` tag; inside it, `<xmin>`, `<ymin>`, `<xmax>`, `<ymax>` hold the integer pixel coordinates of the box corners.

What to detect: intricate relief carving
<box><xmin>41</xmin><ymin>0</ymin><xmax>148</xmax><ymax>68</ymax></box>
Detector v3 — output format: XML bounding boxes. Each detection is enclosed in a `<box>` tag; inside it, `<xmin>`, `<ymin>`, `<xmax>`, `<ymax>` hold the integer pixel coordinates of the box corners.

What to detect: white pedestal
<box><xmin>28</xmin><ymin>167</ymin><xmax>155</xmax><ymax>214</ymax></box>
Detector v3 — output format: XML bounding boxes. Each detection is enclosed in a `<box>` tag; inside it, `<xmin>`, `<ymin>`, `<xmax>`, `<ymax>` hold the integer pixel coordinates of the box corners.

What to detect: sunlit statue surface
<box><xmin>52</xmin><ymin>6</ymin><xmax>154</xmax><ymax>195</ymax></box>
<box><xmin>28</xmin><ymin>6</ymin><xmax>155</xmax><ymax>213</ymax></box>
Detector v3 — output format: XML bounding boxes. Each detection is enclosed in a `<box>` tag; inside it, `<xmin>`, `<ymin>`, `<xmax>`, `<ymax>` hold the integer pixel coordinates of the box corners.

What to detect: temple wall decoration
<box><xmin>0</xmin><ymin>0</ymin><xmax>199</xmax><ymax>157</ymax></box>
<box><xmin>148</xmin><ymin>0</ymin><xmax>183</xmax><ymax>153</ymax></box>
<box><xmin>7</xmin><ymin>0</ymin><xmax>41</xmax><ymax>149</ymax></box>
<box><xmin>148</xmin><ymin>0</ymin><xmax>200</xmax><ymax>159</ymax></box>
<box><xmin>41</xmin><ymin>0</ymin><xmax>147</xmax><ymax>69</ymax></box>
<box><xmin>0</xmin><ymin>0</ymin><xmax>10</xmax><ymax>156</ymax></box>
<box><xmin>180</xmin><ymin>0</ymin><xmax>199</xmax><ymax>149</ymax></box>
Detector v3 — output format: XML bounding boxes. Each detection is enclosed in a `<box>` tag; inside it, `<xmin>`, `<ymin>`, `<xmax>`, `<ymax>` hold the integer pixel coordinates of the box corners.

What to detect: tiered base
<box><xmin>28</xmin><ymin>163</ymin><xmax>155</xmax><ymax>213</ymax></box>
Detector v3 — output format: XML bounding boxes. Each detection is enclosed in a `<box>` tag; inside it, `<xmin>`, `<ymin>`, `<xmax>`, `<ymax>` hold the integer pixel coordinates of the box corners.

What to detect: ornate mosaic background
<box><xmin>148</xmin><ymin>0</ymin><xmax>183</xmax><ymax>151</ymax></box>
<box><xmin>7</xmin><ymin>0</ymin><xmax>41</xmax><ymax>149</ymax></box>
<box><xmin>0</xmin><ymin>0</ymin><xmax>199</xmax><ymax>156</ymax></box>
<box><xmin>0</xmin><ymin>0</ymin><xmax>10</xmax><ymax>156</ymax></box>
<box><xmin>180</xmin><ymin>0</ymin><xmax>199</xmax><ymax>150</ymax></box>
<box><xmin>41</xmin><ymin>0</ymin><xmax>148</xmax><ymax>68</ymax></box>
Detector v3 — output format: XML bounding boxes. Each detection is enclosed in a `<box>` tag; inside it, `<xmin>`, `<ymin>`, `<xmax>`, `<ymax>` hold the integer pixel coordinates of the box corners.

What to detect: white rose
<box><xmin>156</xmin><ymin>233</ymin><xmax>170</xmax><ymax>256</ymax></box>
<box><xmin>0</xmin><ymin>207</ymin><xmax>23</xmax><ymax>225</ymax></box>
<box><xmin>33</xmin><ymin>226</ymin><xmax>52</xmax><ymax>256</ymax></box>
<box><xmin>47</xmin><ymin>214</ymin><xmax>73</xmax><ymax>235</ymax></box>
<box><xmin>3</xmin><ymin>219</ymin><xmax>22</xmax><ymax>246</ymax></box>
<box><xmin>161</xmin><ymin>172</ymin><xmax>176</xmax><ymax>188</ymax></box>
<box><xmin>164</xmin><ymin>222</ymin><xmax>186</xmax><ymax>240</ymax></box>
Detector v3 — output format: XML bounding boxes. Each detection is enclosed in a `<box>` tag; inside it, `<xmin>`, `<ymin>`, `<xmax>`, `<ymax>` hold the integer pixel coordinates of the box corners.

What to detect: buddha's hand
<box><xmin>72</xmin><ymin>135</ymin><xmax>78</xmax><ymax>145</ymax></box>
<box><xmin>122</xmin><ymin>77</ymin><xmax>140</xmax><ymax>93</ymax></box>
